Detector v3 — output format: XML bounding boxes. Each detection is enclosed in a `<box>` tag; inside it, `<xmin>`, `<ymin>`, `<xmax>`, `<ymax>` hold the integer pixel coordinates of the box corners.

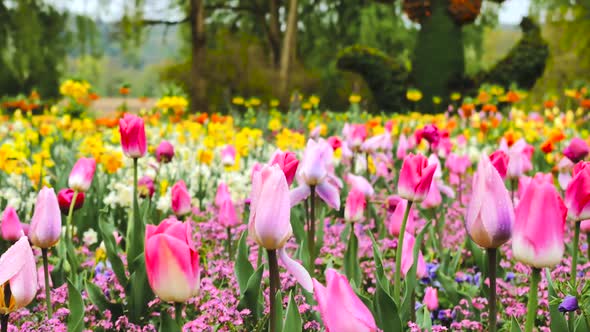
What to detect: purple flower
<box><xmin>558</xmin><ymin>296</ymin><xmax>579</xmax><ymax>313</ymax></box>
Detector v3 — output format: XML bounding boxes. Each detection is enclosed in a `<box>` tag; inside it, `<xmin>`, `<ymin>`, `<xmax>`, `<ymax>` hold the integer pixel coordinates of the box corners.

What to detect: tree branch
<box><xmin>205</xmin><ymin>3</ymin><xmax>262</xmax><ymax>13</ymax></box>
<box><xmin>142</xmin><ymin>18</ymin><xmax>189</xmax><ymax>26</ymax></box>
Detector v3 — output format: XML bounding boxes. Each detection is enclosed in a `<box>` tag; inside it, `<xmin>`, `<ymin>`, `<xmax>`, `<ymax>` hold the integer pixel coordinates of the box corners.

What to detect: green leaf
<box><xmin>98</xmin><ymin>217</ymin><xmax>128</xmax><ymax>287</ymax></box>
<box><xmin>374</xmin><ymin>278</ymin><xmax>402</xmax><ymax>332</ymax></box>
<box><xmin>126</xmin><ymin>254</ymin><xmax>154</xmax><ymax>324</ymax></box>
<box><xmin>235</xmin><ymin>231</ymin><xmax>255</xmax><ymax>293</ymax></box>
<box><xmin>67</xmin><ymin>280</ymin><xmax>85</xmax><ymax>332</ymax></box>
<box><xmin>418</xmin><ymin>306</ymin><xmax>432</xmax><ymax>330</ymax></box>
<box><xmin>545</xmin><ymin>269</ymin><xmax>568</xmax><ymax>332</ymax></box>
<box><xmin>575</xmin><ymin>314</ymin><xmax>589</xmax><ymax>332</ymax></box>
<box><xmin>344</xmin><ymin>226</ymin><xmax>361</xmax><ymax>287</ymax></box>
<box><xmin>282</xmin><ymin>292</ymin><xmax>302</xmax><ymax>332</ymax></box>
<box><xmin>237</xmin><ymin>264</ymin><xmax>264</xmax><ymax>319</ymax></box>
<box><xmin>511</xmin><ymin>316</ymin><xmax>523</xmax><ymax>332</ymax></box>
<box><xmin>401</xmin><ymin>220</ymin><xmax>431</xmax><ymax>322</ymax></box>
<box><xmin>273</xmin><ymin>290</ymin><xmax>284</xmax><ymax>332</ymax></box>
<box><xmin>85</xmin><ymin>281</ymin><xmax>124</xmax><ymax>319</ymax></box>
<box><xmin>368</xmin><ymin>232</ymin><xmax>389</xmax><ymax>294</ymax></box>
<box><xmin>159</xmin><ymin>309</ymin><xmax>181</xmax><ymax>332</ymax></box>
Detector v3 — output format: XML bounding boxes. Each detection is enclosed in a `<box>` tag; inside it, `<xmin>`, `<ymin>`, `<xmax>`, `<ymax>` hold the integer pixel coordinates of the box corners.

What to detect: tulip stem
<box><xmin>175</xmin><ymin>302</ymin><xmax>183</xmax><ymax>329</ymax></box>
<box><xmin>394</xmin><ymin>201</ymin><xmax>413</xmax><ymax>303</ymax></box>
<box><xmin>1</xmin><ymin>283</ymin><xmax>11</xmax><ymax>332</ymax></box>
<box><xmin>510</xmin><ymin>179</ymin><xmax>517</xmax><ymax>206</ymax></box>
<box><xmin>267</xmin><ymin>249</ymin><xmax>280</xmax><ymax>332</ymax></box>
<box><xmin>42</xmin><ymin>248</ymin><xmax>53</xmax><ymax>318</ymax></box>
<box><xmin>487</xmin><ymin>248</ymin><xmax>497</xmax><ymax>332</ymax></box>
<box><xmin>525</xmin><ymin>268</ymin><xmax>541</xmax><ymax>332</ymax></box>
<box><xmin>365</xmin><ymin>153</ymin><xmax>370</xmax><ymax>180</ymax></box>
<box><xmin>227</xmin><ymin>227</ymin><xmax>232</xmax><ymax>259</ymax></box>
<box><xmin>571</xmin><ymin>222</ymin><xmax>580</xmax><ymax>286</ymax></box>
<box><xmin>66</xmin><ymin>190</ymin><xmax>79</xmax><ymax>242</ymax></box>
<box><xmin>308</xmin><ymin>186</ymin><xmax>316</xmax><ymax>273</ymax></box>
<box><xmin>0</xmin><ymin>314</ymin><xmax>7</xmax><ymax>332</ymax></box>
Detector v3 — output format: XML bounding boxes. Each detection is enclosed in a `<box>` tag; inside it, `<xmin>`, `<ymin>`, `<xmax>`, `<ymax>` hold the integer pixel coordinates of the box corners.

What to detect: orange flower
<box><xmin>477</xmin><ymin>91</ymin><xmax>490</xmax><ymax>104</ymax></box>
<box><xmin>544</xmin><ymin>100</ymin><xmax>555</xmax><ymax>108</ymax></box>
<box><xmin>88</xmin><ymin>92</ymin><xmax>100</xmax><ymax>101</ymax></box>
<box><xmin>119</xmin><ymin>87</ymin><xmax>130</xmax><ymax>95</ymax></box>
<box><xmin>506</xmin><ymin>91</ymin><xmax>520</xmax><ymax>103</ymax></box>
<box><xmin>194</xmin><ymin>113</ymin><xmax>208</xmax><ymax>124</ymax></box>
<box><xmin>95</xmin><ymin>117</ymin><xmax>119</xmax><ymax>128</ymax></box>
<box><xmin>540</xmin><ymin>140</ymin><xmax>554</xmax><ymax>154</ymax></box>
<box><xmin>367</xmin><ymin>118</ymin><xmax>380</xmax><ymax>128</ymax></box>
<box><xmin>480</xmin><ymin>120</ymin><xmax>489</xmax><ymax>133</ymax></box>
<box><xmin>580</xmin><ymin>99</ymin><xmax>590</xmax><ymax>109</ymax></box>
<box><xmin>548</xmin><ymin>130</ymin><xmax>565</xmax><ymax>143</ymax></box>
<box><xmin>461</xmin><ymin>103</ymin><xmax>475</xmax><ymax>117</ymax></box>
<box><xmin>490</xmin><ymin>116</ymin><xmax>500</xmax><ymax>128</ymax></box>
<box><xmin>504</xmin><ymin>131</ymin><xmax>516</xmax><ymax>147</ymax></box>
<box><xmin>482</xmin><ymin>104</ymin><xmax>497</xmax><ymax>113</ymax></box>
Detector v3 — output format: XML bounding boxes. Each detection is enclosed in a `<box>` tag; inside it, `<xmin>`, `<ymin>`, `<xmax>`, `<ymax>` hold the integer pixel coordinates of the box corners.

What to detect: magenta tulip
<box><xmin>215</xmin><ymin>182</ymin><xmax>231</xmax><ymax>208</ymax></box>
<box><xmin>0</xmin><ymin>236</ymin><xmax>38</xmax><ymax>313</ymax></box>
<box><xmin>343</xmin><ymin>123</ymin><xmax>367</xmax><ymax>150</ymax></box>
<box><xmin>29</xmin><ymin>187</ymin><xmax>62</xmax><ymax>248</ymax></box>
<box><xmin>489</xmin><ymin>150</ymin><xmax>509</xmax><ymax>179</ymax></box>
<box><xmin>57</xmin><ymin>188</ymin><xmax>85</xmax><ymax>215</ymax></box>
<box><xmin>1</xmin><ymin>206</ymin><xmax>23</xmax><ymax>242</ymax></box>
<box><xmin>387</xmin><ymin>196</ymin><xmax>415</xmax><ymax>236</ymax></box>
<box><xmin>397</xmin><ymin>153</ymin><xmax>437</xmax><ymax>202</ymax></box>
<box><xmin>466</xmin><ymin>155</ymin><xmax>514</xmax><ymax>248</ymax></box>
<box><xmin>512</xmin><ymin>173</ymin><xmax>567</xmax><ymax>268</ymax></box>
<box><xmin>345</xmin><ymin>173</ymin><xmax>374</xmax><ymax>197</ymax></box>
<box><xmin>424</xmin><ymin>287</ymin><xmax>439</xmax><ymax>311</ymax></box>
<box><xmin>269</xmin><ymin>150</ymin><xmax>299</xmax><ymax>186</ymax></box>
<box><xmin>145</xmin><ymin>217</ymin><xmax>200</xmax><ymax>302</ymax></box>
<box><xmin>565</xmin><ymin>161</ymin><xmax>590</xmax><ymax>221</ymax></box>
<box><xmin>218</xmin><ymin>198</ymin><xmax>239</xmax><ymax>228</ymax></box>
<box><xmin>119</xmin><ymin>113</ymin><xmax>147</xmax><ymax>158</ymax></box>
<box><xmin>446</xmin><ymin>153</ymin><xmax>471</xmax><ymax>175</ymax></box>
<box><xmin>564</xmin><ymin>137</ymin><xmax>589</xmax><ymax>163</ymax></box>
<box><xmin>171</xmin><ymin>180</ymin><xmax>192</xmax><ymax>217</ymax></box>
<box><xmin>138</xmin><ymin>176</ymin><xmax>155</xmax><ymax>198</ymax></box>
<box><xmin>313</xmin><ymin>269</ymin><xmax>377</xmax><ymax>332</ymax></box>
<box><xmin>344</xmin><ymin>188</ymin><xmax>365</xmax><ymax>223</ymax></box>
<box><xmin>155</xmin><ymin>140</ymin><xmax>175</xmax><ymax>163</ymax></box>
<box><xmin>68</xmin><ymin>157</ymin><xmax>96</xmax><ymax>192</ymax></box>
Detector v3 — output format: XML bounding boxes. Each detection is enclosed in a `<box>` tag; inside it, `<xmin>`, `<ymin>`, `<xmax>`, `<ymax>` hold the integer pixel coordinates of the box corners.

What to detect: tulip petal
<box><xmin>0</xmin><ymin>237</ymin><xmax>30</xmax><ymax>286</ymax></box>
<box><xmin>290</xmin><ymin>185</ymin><xmax>311</xmax><ymax>208</ymax></box>
<box><xmin>278</xmin><ymin>248</ymin><xmax>313</xmax><ymax>292</ymax></box>
<box><xmin>316</xmin><ymin>181</ymin><xmax>341</xmax><ymax>210</ymax></box>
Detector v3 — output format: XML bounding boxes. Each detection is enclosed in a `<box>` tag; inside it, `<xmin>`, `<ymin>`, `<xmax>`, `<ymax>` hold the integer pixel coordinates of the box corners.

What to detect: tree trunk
<box><xmin>268</xmin><ymin>0</ymin><xmax>281</xmax><ymax>69</ymax></box>
<box><xmin>279</xmin><ymin>0</ymin><xmax>298</xmax><ymax>99</ymax></box>
<box><xmin>190</xmin><ymin>0</ymin><xmax>207</xmax><ymax>112</ymax></box>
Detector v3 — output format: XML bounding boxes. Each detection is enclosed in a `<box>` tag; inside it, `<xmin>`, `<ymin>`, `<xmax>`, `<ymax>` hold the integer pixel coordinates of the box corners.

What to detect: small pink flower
<box><xmin>220</xmin><ymin>145</ymin><xmax>237</xmax><ymax>167</ymax></box>
<box><xmin>424</xmin><ymin>287</ymin><xmax>439</xmax><ymax>311</ymax></box>
<box><xmin>138</xmin><ymin>176</ymin><xmax>155</xmax><ymax>198</ymax></box>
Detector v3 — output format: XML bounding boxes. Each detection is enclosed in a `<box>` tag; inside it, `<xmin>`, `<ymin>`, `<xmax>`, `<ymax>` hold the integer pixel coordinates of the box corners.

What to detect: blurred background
<box><xmin>0</xmin><ymin>0</ymin><xmax>588</xmax><ymax>112</ymax></box>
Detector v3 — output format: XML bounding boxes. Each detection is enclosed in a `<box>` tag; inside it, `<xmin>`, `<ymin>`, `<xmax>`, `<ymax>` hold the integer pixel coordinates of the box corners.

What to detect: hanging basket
<box><xmin>448</xmin><ymin>0</ymin><xmax>482</xmax><ymax>25</ymax></box>
<box><xmin>402</xmin><ymin>0</ymin><xmax>432</xmax><ymax>23</ymax></box>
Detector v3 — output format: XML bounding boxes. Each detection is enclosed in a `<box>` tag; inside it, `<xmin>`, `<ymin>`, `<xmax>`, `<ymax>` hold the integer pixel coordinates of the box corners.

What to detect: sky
<box><xmin>50</xmin><ymin>0</ymin><xmax>532</xmax><ymax>25</ymax></box>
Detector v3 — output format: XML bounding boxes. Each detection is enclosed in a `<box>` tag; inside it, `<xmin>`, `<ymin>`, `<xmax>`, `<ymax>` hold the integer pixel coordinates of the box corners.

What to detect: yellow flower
<box><xmin>302</xmin><ymin>102</ymin><xmax>312</xmax><ymax>110</ymax></box>
<box><xmin>450</xmin><ymin>92</ymin><xmax>462</xmax><ymax>101</ymax></box>
<box><xmin>349</xmin><ymin>94</ymin><xmax>362</xmax><ymax>104</ymax></box>
<box><xmin>232</xmin><ymin>97</ymin><xmax>245</xmax><ymax>105</ymax></box>
<box><xmin>270</xmin><ymin>99</ymin><xmax>280</xmax><ymax>108</ymax></box>
<box><xmin>100</xmin><ymin>151</ymin><xmax>123</xmax><ymax>174</ymax></box>
<box><xmin>160</xmin><ymin>179</ymin><xmax>169</xmax><ymax>197</ymax></box>
<box><xmin>268</xmin><ymin>118</ymin><xmax>282</xmax><ymax>131</ymax></box>
<box><xmin>198</xmin><ymin>149</ymin><xmax>213</xmax><ymax>165</ymax></box>
<box><xmin>95</xmin><ymin>247</ymin><xmax>107</xmax><ymax>264</ymax></box>
<box><xmin>309</xmin><ymin>95</ymin><xmax>320</xmax><ymax>107</ymax></box>
<box><xmin>156</xmin><ymin>96</ymin><xmax>189</xmax><ymax>113</ymax></box>
<box><xmin>276</xmin><ymin>128</ymin><xmax>305</xmax><ymax>151</ymax></box>
<box><xmin>432</xmin><ymin>96</ymin><xmax>442</xmax><ymax>104</ymax></box>
<box><xmin>249</xmin><ymin>98</ymin><xmax>261</xmax><ymax>107</ymax></box>
<box><xmin>406</xmin><ymin>89</ymin><xmax>422</xmax><ymax>102</ymax></box>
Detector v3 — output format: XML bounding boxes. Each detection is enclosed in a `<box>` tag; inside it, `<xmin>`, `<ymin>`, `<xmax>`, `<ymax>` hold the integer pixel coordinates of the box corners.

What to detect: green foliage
<box><xmin>337</xmin><ymin>45</ymin><xmax>409</xmax><ymax>112</ymax></box>
<box><xmin>477</xmin><ymin>17</ymin><xmax>549</xmax><ymax>90</ymax></box>
<box><xmin>411</xmin><ymin>0</ymin><xmax>466</xmax><ymax>112</ymax></box>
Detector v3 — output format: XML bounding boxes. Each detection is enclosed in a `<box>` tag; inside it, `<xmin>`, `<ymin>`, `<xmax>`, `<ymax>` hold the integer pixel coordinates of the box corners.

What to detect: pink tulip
<box><xmin>564</xmin><ymin>137</ymin><xmax>589</xmax><ymax>163</ymax></box>
<box><xmin>343</xmin><ymin>123</ymin><xmax>367</xmax><ymax>149</ymax></box>
<box><xmin>138</xmin><ymin>176</ymin><xmax>155</xmax><ymax>198</ymax></box>
<box><xmin>249</xmin><ymin>165</ymin><xmax>313</xmax><ymax>291</ymax></box>
<box><xmin>345</xmin><ymin>173</ymin><xmax>374</xmax><ymax>197</ymax></box>
<box><xmin>171</xmin><ymin>180</ymin><xmax>192</xmax><ymax>217</ymax></box>
<box><xmin>415</xmin><ymin>124</ymin><xmax>440</xmax><ymax>146</ymax></box>
<box><xmin>401</xmin><ymin>233</ymin><xmax>427</xmax><ymax>278</ymax></box>
<box><xmin>313</xmin><ymin>269</ymin><xmax>377</xmax><ymax>332</ymax></box>
<box><xmin>424</xmin><ymin>287</ymin><xmax>439</xmax><ymax>311</ymax></box>
<box><xmin>57</xmin><ymin>188</ymin><xmax>85</xmax><ymax>215</ymax></box>
<box><xmin>155</xmin><ymin>140</ymin><xmax>175</xmax><ymax>163</ymax></box>
<box><xmin>215</xmin><ymin>182</ymin><xmax>232</xmax><ymax>208</ymax></box>
<box><xmin>269</xmin><ymin>150</ymin><xmax>299</xmax><ymax>186</ymax></box>
<box><xmin>119</xmin><ymin>113</ymin><xmax>147</xmax><ymax>158</ymax></box>
<box><xmin>557</xmin><ymin>157</ymin><xmax>575</xmax><ymax>191</ymax></box>
<box><xmin>466</xmin><ymin>155</ymin><xmax>514</xmax><ymax>248</ymax></box>
<box><xmin>396</xmin><ymin>134</ymin><xmax>409</xmax><ymax>160</ymax></box>
<box><xmin>221</xmin><ymin>145</ymin><xmax>237</xmax><ymax>167</ymax></box>
<box><xmin>68</xmin><ymin>157</ymin><xmax>96</xmax><ymax>192</ymax></box>
<box><xmin>489</xmin><ymin>150</ymin><xmax>509</xmax><ymax>179</ymax></box>
<box><xmin>0</xmin><ymin>236</ymin><xmax>38</xmax><ymax>313</ymax></box>
<box><xmin>581</xmin><ymin>220</ymin><xmax>590</xmax><ymax>233</ymax></box>
<box><xmin>512</xmin><ymin>173</ymin><xmax>567</xmax><ymax>268</ymax></box>
<box><xmin>327</xmin><ymin>136</ymin><xmax>343</xmax><ymax>151</ymax></box>
<box><xmin>344</xmin><ymin>189</ymin><xmax>366</xmax><ymax>223</ymax></box>
<box><xmin>445</xmin><ymin>153</ymin><xmax>471</xmax><ymax>174</ymax></box>
<box><xmin>29</xmin><ymin>187</ymin><xmax>62</xmax><ymax>248</ymax></box>
<box><xmin>500</xmin><ymin>138</ymin><xmax>533</xmax><ymax>179</ymax></box>
<box><xmin>421</xmin><ymin>180</ymin><xmax>442</xmax><ymax>209</ymax></box>
<box><xmin>565</xmin><ymin>162</ymin><xmax>590</xmax><ymax>221</ymax></box>
<box><xmin>387</xmin><ymin>196</ymin><xmax>415</xmax><ymax>236</ymax></box>
<box><xmin>145</xmin><ymin>217</ymin><xmax>200</xmax><ymax>302</ymax></box>
<box><xmin>218</xmin><ymin>199</ymin><xmax>240</xmax><ymax>228</ymax></box>
<box><xmin>1</xmin><ymin>206</ymin><xmax>23</xmax><ymax>242</ymax></box>
<box><xmin>361</xmin><ymin>133</ymin><xmax>392</xmax><ymax>154</ymax></box>
<box><xmin>397</xmin><ymin>153</ymin><xmax>437</xmax><ymax>202</ymax></box>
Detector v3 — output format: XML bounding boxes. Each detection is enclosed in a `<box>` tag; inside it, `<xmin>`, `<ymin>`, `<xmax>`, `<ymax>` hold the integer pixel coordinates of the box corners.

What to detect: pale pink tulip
<box><xmin>29</xmin><ymin>187</ymin><xmax>62</xmax><ymax>248</ymax></box>
<box><xmin>0</xmin><ymin>236</ymin><xmax>38</xmax><ymax>313</ymax></box>
<box><xmin>68</xmin><ymin>157</ymin><xmax>96</xmax><ymax>192</ymax></box>
<box><xmin>424</xmin><ymin>287</ymin><xmax>439</xmax><ymax>311</ymax></box>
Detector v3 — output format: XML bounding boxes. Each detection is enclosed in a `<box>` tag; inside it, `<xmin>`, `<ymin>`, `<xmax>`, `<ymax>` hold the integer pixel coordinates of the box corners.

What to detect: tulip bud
<box><xmin>145</xmin><ymin>218</ymin><xmax>200</xmax><ymax>302</ymax></box>
<box><xmin>313</xmin><ymin>269</ymin><xmax>377</xmax><ymax>332</ymax></box>
<box><xmin>512</xmin><ymin>173</ymin><xmax>567</xmax><ymax>268</ymax></box>
<box><xmin>220</xmin><ymin>145</ymin><xmax>237</xmax><ymax>167</ymax></box>
<box><xmin>387</xmin><ymin>197</ymin><xmax>415</xmax><ymax>236</ymax></box>
<box><xmin>424</xmin><ymin>287</ymin><xmax>439</xmax><ymax>311</ymax></box>
<box><xmin>171</xmin><ymin>180</ymin><xmax>192</xmax><ymax>217</ymax></box>
<box><xmin>565</xmin><ymin>162</ymin><xmax>590</xmax><ymax>221</ymax></box>
<box><xmin>68</xmin><ymin>157</ymin><xmax>96</xmax><ymax>192</ymax></box>
<box><xmin>218</xmin><ymin>198</ymin><xmax>239</xmax><ymax>228</ymax></box>
<box><xmin>1</xmin><ymin>206</ymin><xmax>23</xmax><ymax>242</ymax></box>
<box><xmin>344</xmin><ymin>189</ymin><xmax>365</xmax><ymax>223</ymax></box>
<box><xmin>489</xmin><ymin>150</ymin><xmax>509</xmax><ymax>179</ymax></box>
<box><xmin>155</xmin><ymin>140</ymin><xmax>175</xmax><ymax>163</ymax></box>
<box><xmin>397</xmin><ymin>153</ymin><xmax>437</xmax><ymax>202</ymax></box>
<box><xmin>215</xmin><ymin>182</ymin><xmax>231</xmax><ymax>208</ymax></box>
<box><xmin>29</xmin><ymin>187</ymin><xmax>62</xmax><ymax>248</ymax></box>
<box><xmin>466</xmin><ymin>155</ymin><xmax>514</xmax><ymax>248</ymax></box>
<box><xmin>57</xmin><ymin>188</ymin><xmax>85</xmax><ymax>215</ymax></box>
<box><xmin>269</xmin><ymin>150</ymin><xmax>299</xmax><ymax>186</ymax></box>
<box><xmin>248</xmin><ymin>165</ymin><xmax>292</xmax><ymax>250</ymax></box>
<box><xmin>0</xmin><ymin>236</ymin><xmax>38</xmax><ymax>313</ymax></box>
<box><xmin>119</xmin><ymin>113</ymin><xmax>147</xmax><ymax>158</ymax></box>
<box><xmin>564</xmin><ymin>137</ymin><xmax>589</xmax><ymax>163</ymax></box>
<box><xmin>401</xmin><ymin>233</ymin><xmax>427</xmax><ymax>279</ymax></box>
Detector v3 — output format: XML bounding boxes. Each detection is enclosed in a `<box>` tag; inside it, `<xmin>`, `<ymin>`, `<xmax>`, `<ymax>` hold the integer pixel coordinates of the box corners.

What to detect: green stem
<box><xmin>42</xmin><ymin>249</ymin><xmax>52</xmax><ymax>318</ymax></box>
<box><xmin>175</xmin><ymin>302</ymin><xmax>183</xmax><ymax>329</ymax></box>
<box><xmin>66</xmin><ymin>190</ymin><xmax>79</xmax><ymax>242</ymax></box>
<box><xmin>365</xmin><ymin>153</ymin><xmax>370</xmax><ymax>180</ymax></box>
<box><xmin>307</xmin><ymin>186</ymin><xmax>316</xmax><ymax>274</ymax></box>
<box><xmin>394</xmin><ymin>201</ymin><xmax>413</xmax><ymax>302</ymax></box>
<box><xmin>267</xmin><ymin>249</ymin><xmax>280</xmax><ymax>332</ymax></box>
<box><xmin>525</xmin><ymin>268</ymin><xmax>541</xmax><ymax>332</ymax></box>
<box><xmin>487</xmin><ymin>248</ymin><xmax>497</xmax><ymax>332</ymax></box>
<box><xmin>510</xmin><ymin>178</ymin><xmax>517</xmax><ymax>206</ymax></box>
<box><xmin>571</xmin><ymin>222</ymin><xmax>580</xmax><ymax>285</ymax></box>
<box><xmin>227</xmin><ymin>227</ymin><xmax>232</xmax><ymax>259</ymax></box>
